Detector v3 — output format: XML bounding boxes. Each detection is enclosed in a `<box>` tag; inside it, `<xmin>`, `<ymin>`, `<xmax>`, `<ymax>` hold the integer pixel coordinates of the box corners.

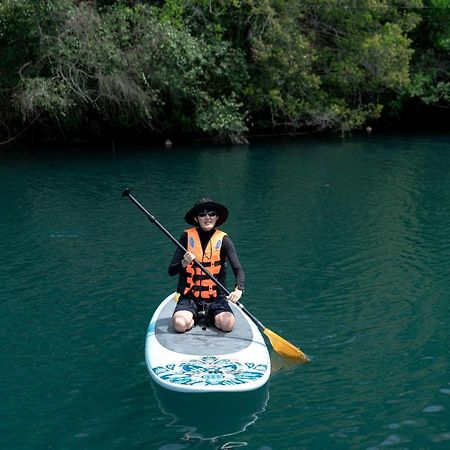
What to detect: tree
<box><xmin>407</xmin><ymin>0</ymin><xmax>450</xmax><ymax>109</ymax></box>
<box><xmin>245</xmin><ymin>0</ymin><xmax>421</xmax><ymax>134</ymax></box>
<box><xmin>0</xmin><ymin>0</ymin><xmax>430</xmax><ymax>145</ymax></box>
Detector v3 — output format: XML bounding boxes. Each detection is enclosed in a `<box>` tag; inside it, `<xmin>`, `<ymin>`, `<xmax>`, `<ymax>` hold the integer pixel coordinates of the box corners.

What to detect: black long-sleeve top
<box><xmin>168</xmin><ymin>228</ymin><xmax>245</xmax><ymax>297</ymax></box>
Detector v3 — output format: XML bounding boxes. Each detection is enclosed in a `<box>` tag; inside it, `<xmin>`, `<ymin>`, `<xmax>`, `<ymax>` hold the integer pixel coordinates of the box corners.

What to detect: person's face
<box><xmin>195</xmin><ymin>210</ymin><xmax>218</xmax><ymax>231</ymax></box>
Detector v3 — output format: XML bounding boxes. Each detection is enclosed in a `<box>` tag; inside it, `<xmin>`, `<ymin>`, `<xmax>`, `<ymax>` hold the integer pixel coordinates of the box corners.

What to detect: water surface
<box><xmin>1</xmin><ymin>134</ymin><xmax>450</xmax><ymax>449</ymax></box>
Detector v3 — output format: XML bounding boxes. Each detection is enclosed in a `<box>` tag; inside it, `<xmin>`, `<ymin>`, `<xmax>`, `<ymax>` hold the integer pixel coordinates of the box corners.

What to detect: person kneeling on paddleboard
<box><xmin>168</xmin><ymin>198</ymin><xmax>245</xmax><ymax>333</ymax></box>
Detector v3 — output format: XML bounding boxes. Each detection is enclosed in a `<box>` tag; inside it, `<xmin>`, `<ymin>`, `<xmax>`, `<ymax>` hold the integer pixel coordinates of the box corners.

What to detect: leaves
<box><xmin>3</xmin><ymin>0</ymin><xmax>447</xmax><ymax>144</ymax></box>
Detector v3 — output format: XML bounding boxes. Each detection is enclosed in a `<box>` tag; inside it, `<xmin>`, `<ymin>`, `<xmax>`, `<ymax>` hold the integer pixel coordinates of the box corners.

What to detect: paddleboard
<box><xmin>145</xmin><ymin>293</ymin><xmax>271</xmax><ymax>393</ymax></box>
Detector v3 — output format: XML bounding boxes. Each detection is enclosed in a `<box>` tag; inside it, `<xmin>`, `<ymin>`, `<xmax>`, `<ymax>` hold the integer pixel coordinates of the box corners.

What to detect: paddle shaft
<box><xmin>122</xmin><ymin>189</ymin><xmax>267</xmax><ymax>332</ymax></box>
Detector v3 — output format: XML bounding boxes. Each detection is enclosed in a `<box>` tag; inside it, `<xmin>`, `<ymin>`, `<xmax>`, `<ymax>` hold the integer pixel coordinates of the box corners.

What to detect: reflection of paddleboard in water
<box><xmin>146</xmin><ymin>293</ymin><xmax>271</xmax><ymax>393</ymax></box>
<box><xmin>153</xmin><ymin>382</ymin><xmax>270</xmax><ymax>440</ymax></box>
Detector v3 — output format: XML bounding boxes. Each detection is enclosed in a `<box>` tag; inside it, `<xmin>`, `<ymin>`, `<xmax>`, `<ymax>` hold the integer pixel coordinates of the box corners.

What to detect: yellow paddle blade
<box><xmin>264</xmin><ymin>328</ymin><xmax>310</xmax><ymax>363</ymax></box>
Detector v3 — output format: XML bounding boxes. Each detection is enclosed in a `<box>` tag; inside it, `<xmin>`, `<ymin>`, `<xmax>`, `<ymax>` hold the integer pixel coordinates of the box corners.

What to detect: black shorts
<box><xmin>173</xmin><ymin>295</ymin><xmax>233</xmax><ymax>325</ymax></box>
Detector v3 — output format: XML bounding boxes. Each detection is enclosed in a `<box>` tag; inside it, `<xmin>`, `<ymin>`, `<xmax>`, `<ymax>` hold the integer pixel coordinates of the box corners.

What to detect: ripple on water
<box><xmin>432</xmin><ymin>432</ymin><xmax>450</xmax><ymax>443</ymax></box>
<box><xmin>386</xmin><ymin>418</ymin><xmax>428</xmax><ymax>430</ymax></box>
<box><xmin>380</xmin><ymin>434</ymin><xmax>404</xmax><ymax>446</ymax></box>
<box><xmin>422</xmin><ymin>405</ymin><xmax>445</xmax><ymax>413</ymax></box>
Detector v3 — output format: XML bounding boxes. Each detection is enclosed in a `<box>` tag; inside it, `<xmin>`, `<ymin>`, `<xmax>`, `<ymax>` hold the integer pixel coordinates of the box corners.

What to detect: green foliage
<box><xmin>196</xmin><ymin>95</ymin><xmax>248</xmax><ymax>144</ymax></box>
<box><xmin>6</xmin><ymin>1</ymin><xmax>250</xmax><ymax>140</ymax></box>
<box><xmin>4</xmin><ymin>0</ymin><xmax>450</xmax><ymax>144</ymax></box>
<box><xmin>301</xmin><ymin>0</ymin><xmax>421</xmax><ymax>131</ymax></box>
<box><xmin>0</xmin><ymin>0</ymin><xmax>73</xmax><ymax>138</ymax></box>
<box><xmin>425</xmin><ymin>0</ymin><xmax>450</xmax><ymax>51</ymax></box>
<box><xmin>0</xmin><ymin>0</ymin><xmax>40</xmax><ymax>87</ymax></box>
<box><xmin>405</xmin><ymin>0</ymin><xmax>450</xmax><ymax>109</ymax></box>
<box><xmin>18</xmin><ymin>77</ymin><xmax>72</xmax><ymax>119</ymax></box>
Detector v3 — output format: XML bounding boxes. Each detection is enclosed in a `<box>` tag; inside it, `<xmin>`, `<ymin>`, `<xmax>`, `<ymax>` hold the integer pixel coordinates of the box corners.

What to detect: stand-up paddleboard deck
<box><xmin>146</xmin><ymin>293</ymin><xmax>271</xmax><ymax>393</ymax></box>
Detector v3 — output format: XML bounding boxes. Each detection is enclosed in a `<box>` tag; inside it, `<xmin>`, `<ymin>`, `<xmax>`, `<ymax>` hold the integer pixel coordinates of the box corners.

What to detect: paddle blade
<box><xmin>264</xmin><ymin>329</ymin><xmax>310</xmax><ymax>363</ymax></box>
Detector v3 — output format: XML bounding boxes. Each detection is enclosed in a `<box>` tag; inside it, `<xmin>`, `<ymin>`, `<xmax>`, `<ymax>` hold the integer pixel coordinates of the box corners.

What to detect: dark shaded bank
<box><xmin>3</xmin><ymin>103</ymin><xmax>450</xmax><ymax>151</ymax></box>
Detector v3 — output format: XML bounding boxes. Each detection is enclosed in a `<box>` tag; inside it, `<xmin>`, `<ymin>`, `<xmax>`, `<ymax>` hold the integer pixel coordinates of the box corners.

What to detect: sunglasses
<box><xmin>197</xmin><ymin>210</ymin><xmax>218</xmax><ymax>218</ymax></box>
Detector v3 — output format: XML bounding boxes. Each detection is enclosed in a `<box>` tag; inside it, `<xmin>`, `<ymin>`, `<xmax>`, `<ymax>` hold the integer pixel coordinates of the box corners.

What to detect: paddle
<box><xmin>122</xmin><ymin>188</ymin><xmax>310</xmax><ymax>363</ymax></box>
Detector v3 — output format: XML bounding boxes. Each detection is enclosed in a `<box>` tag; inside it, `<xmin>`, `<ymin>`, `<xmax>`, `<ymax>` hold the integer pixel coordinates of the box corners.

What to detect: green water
<box><xmin>1</xmin><ymin>134</ymin><xmax>450</xmax><ymax>449</ymax></box>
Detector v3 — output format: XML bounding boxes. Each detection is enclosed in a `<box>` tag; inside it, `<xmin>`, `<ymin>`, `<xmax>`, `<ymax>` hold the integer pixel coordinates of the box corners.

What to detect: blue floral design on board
<box><xmin>153</xmin><ymin>356</ymin><xmax>267</xmax><ymax>386</ymax></box>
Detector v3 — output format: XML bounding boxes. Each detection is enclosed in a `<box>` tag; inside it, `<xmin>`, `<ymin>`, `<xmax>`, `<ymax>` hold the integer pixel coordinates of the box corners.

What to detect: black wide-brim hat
<box><xmin>184</xmin><ymin>197</ymin><xmax>229</xmax><ymax>227</ymax></box>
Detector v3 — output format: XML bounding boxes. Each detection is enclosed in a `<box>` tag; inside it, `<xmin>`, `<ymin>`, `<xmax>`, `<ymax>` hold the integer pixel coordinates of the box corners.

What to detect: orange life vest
<box><xmin>183</xmin><ymin>227</ymin><xmax>227</xmax><ymax>299</ymax></box>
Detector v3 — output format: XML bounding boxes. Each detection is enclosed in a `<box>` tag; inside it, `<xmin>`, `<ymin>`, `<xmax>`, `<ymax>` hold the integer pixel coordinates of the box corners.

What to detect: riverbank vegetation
<box><xmin>1</xmin><ymin>0</ymin><xmax>450</xmax><ymax>145</ymax></box>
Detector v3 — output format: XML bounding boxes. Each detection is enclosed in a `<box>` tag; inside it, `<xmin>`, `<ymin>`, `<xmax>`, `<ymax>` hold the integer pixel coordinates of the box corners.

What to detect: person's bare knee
<box><xmin>215</xmin><ymin>312</ymin><xmax>235</xmax><ymax>332</ymax></box>
<box><xmin>172</xmin><ymin>311</ymin><xmax>194</xmax><ymax>333</ymax></box>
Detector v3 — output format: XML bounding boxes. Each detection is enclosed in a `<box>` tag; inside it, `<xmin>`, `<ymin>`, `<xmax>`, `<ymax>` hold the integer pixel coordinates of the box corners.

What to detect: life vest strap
<box><xmin>191</xmin><ymin>273</ymin><xmax>219</xmax><ymax>282</ymax></box>
<box><xmin>197</xmin><ymin>261</ymin><xmax>213</xmax><ymax>268</ymax></box>
<box><xmin>191</xmin><ymin>285</ymin><xmax>218</xmax><ymax>292</ymax></box>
